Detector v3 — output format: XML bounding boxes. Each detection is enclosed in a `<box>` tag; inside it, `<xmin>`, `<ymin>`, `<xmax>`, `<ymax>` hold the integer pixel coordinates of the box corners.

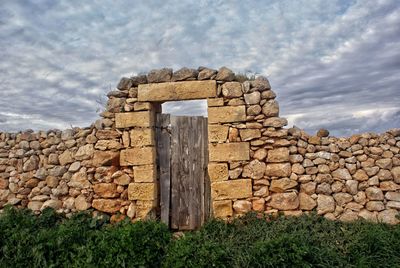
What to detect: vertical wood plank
<box><xmin>178</xmin><ymin>116</ymin><xmax>191</xmax><ymax>230</ymax></box>
<box><xmin>190</xmin><ymin>116</ymin><xmax>202</xmax><ymax>229</ymax></box>
<box><xmin>156</xmin><ymin>114</ymin><xmax>171</xmax><ymax>227</ymax></box>
<box><xmin>170</xmin><ymin>116</ymin><xmax>180</xmax><ymax>229</ymax></box>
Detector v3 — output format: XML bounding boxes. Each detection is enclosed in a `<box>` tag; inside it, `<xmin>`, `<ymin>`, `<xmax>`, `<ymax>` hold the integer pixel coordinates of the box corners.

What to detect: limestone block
<box><xmin>208</xmin><ymin>106</ymin><xmax>246</xmax><ymax>123</ymax></box>
<box><xmin>239</xmin><ymin>129</ymin><xmax>261</xmax><ymax>141</ymax></box>
<box><xmin>208</xmin><ymin>125</ymin><xmax>229</xmax><ymax>143</ymax></box>
<box><xmin>136</xmin><ymin>200</ymin><xmax>157</xmax><ymax>219</ymax></box>
<box><xmin>133</xmin><ymin>165</ymin><xmax>157</xmax><ymax>182</ymax></box>
<box><xmin>209</xmin><ymin>142</ymin><xmax>250</xmax><ymax>162</ymax></box>
<box><xmin>130</xmin><ymin>128</ymin><xmax>155</xmax><ymax>147</ymax></box>
<box><xmin>133</xmin><ymin>102</ymin><xmax>152</xmax><ymax>111</ymax></box>
<box><xmin>207</xmin><ymin>98</ymin><xmax>224</xmax><ymax>107</ymax></box>
<box><xmin>115</xmin><ymin>111</ymin><xmax>155</xmax><ymax>128</ymax></box>
<box><xmin>120</xmin><ymin>147</ymin><xmax>156</xmax><ymax>166</ymax></box>
<box><xmin>128</xmin><ymin>183</ymin><xmax>157</xmax><ymax>200</ymax></box>
<box><xmin>92</xmin><ymin>199</ymin><xmax>122</xmax><ymax>213</ymax></box>
<box><xmin>211</xmin><ymin>179</ymin><xmax>252</xmax><ymax>200</ymax></box>
<box><xmin>208</xmin><ymin>163</ymin><xmax>229</xmax><ymax>182</ymax></box>
<box><xmin>265</xmin><ymin>163</ymin><xmax>291</xmax><ymax>177</ymax></box>
<box><xmin>267</xmin><ymin>148</ymin><xmax>289</xmax><ymax>162</ymax></box>
<box><xmin>213</xmin><ymin>200</ymin><xmax>233</xmax><ymax>218</ymax></box>
<box><xmin>138</xmin><ymin>80</ymin><xmax>216</xmax><ymax>101</ymax></box>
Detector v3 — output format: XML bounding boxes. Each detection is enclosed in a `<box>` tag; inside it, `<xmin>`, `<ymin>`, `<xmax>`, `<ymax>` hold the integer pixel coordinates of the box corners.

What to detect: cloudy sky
<box><xmin>0</xmin><ymin>0</ymin><xmax>399</xmax><ymax>136</ymax></box>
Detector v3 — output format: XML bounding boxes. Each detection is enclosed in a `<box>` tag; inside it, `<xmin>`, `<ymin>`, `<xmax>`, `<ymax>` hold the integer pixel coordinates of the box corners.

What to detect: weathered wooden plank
<box><xmin>170</xmin><ymin>116</ymin><xmax>180</xmax><ymax>229</ymax></box>
<box><xmin>178</xmin><ymin>116</ymin><xmax>191</xmax><ymax>230</ymax></box>
<box><xmin>189</xmin><ymin>117</ymin><xmax>201</xmax><ymax>229</ymax></box>
<box><xmin>156</xmin><ymin>114</ymin><xmax>171</xmax><ymax>227</ymax></box>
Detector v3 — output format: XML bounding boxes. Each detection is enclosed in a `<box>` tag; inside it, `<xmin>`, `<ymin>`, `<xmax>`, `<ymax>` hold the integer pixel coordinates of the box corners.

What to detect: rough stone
<box><xmin>74</xmin><ymin>195</ymin><xmax>90</xmax><ymax>211</ymax></box>
<box><xmin>93</xmin><ymin>183</ymin><xmax>118</xmax><ymax>198</ymax></box>
<box><xmin>92</xmin><ymin>199</ymin><xmax>122</xmax><ymax>213</ymax></box>
<box><xmin>171</xmin><ymin>67</ymin><xmax>198</xmax><ymax>81</ymax></box>
<box><xmin>242</xmin><ymin>160</ymin><xmax>266</xmax><ymax>180</ymax></box>
<box><xmin>317</xmin><ymin>129</ymin><xmax>329</xmax><ymax>137</ymax></box>
<box><xmin>317</xmin><ymin>195</ymin><xmax>335</xmax><ymax>214</ymax></box>
<box><xmin>215</xmin><ymin>67</ymin><xmax>235</xmax><ymax>81</ymax></box>
<box><xmin>263</xmin><ymin>117</ymin><xmax>288</xmax><ymax>128</ymax></box>
<box><xmin>353</xmin><ymin>169</ymin><xmax>369</xmax><ymax>181</ymax></box>
<box><xmin>114</xmin><ymin>173</ymin><xmax>131</xmax><ymax>185</ymax></box>
<box><xmin>262</xmin><ymin>100</ymin><xmax>279</xmax><ymax>117</ymax></box>
<box><xmin>267</xmin><ymin>148</ymin><xmax>289</xmax><ymax>163</ymax></box>
<box><xmin>27</xmin><ymin>201</ymin><xmax>43</xmax><ymax>211</ymax></box>
<box><xmin>270</xmin><ymin>178</ymin><xmax>297</xmax><ymax>192</ymax></box>
<box><xmin>58</xmin><ymin>150</ymin><xmax>74</xmax><ymax>166</ymax></box>
<box><xmin>366</xmin><ymin>201</ymin><xmax>385</xmax><ymax>211</ymax></box>
<box><xmin>365</xmin><ymin>187</ymin><xmax>384</xmax><ymax>201</ymax></box>
<box><xmin>222</xmin><ymin>82</ymin><xmax>243</xmax><ymax>98</ymax></box>
<box><xmin>41</xmin><ymin>199</ymin><xmax>62</xmax><ymax>210</ymax></box>
<box><xmin>333</xmin><ymin>193</ymin><xmax>353</xmax><ymax>206</ymax></box>
<box><xmin>233</xmin><ymin>200</ymin><xmax>252</xmax><ymax>214</ymax></box>
<box><xmin>392</xmin><ymin>166</ymin><xmax>400</xmax><ymax>183</ymax></box>
<box><xmin>378</xmin><ymin>209</ymin><xmax>400</xmax><ymax>224</ymax></box>
<box><xmin>244</xmin><ymin>91</ymin><xmax>261</xmax><ymax>105</ymax></box>
<box><xmin>299</xmin><ymin>193</ymin><xmax>317</xmax><ymax>210</ymax></box>
<box><xmin>23</xmin><ymin>156</ymin><xmax>39</xmax><ymax>172</ymax></box>
<box><xmin>198</xmin><ymin>68</ymin><xmax>217</xmax><ymax>80</ymax></box>
<box><xmin>75</xmin><ymin>144</ymin><xmax>94</xmax><ymax>160</ymax></box>
<box><xmin>265</xmin><ymin>163</ymin><xmax>291</xmax><ymax>177</ymax></box>
<box><xmin>269</xmin><ymin>192</ymin><xmax>299</xmax><ymax>210</ymax></box>
<box><xmin>147</xmin><ymin>68</ymin><xmax>172</xmax><ymax>83</ymax></box>
<box><xmin>375</xmin><ymin>158</ymin><xmax>392</xmax><ymax>169</ymax></box>
<box><xmin>332</xmin><ymin>168</ymin><xmax>352</xmax><ymax>180</ymax></box>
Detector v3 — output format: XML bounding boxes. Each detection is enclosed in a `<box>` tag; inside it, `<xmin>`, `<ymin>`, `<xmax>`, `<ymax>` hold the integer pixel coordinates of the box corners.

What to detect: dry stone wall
<box><xmin>1</xmin><ymin>66</ymin><xmax>399</xmax><ymax>225</ymax></box>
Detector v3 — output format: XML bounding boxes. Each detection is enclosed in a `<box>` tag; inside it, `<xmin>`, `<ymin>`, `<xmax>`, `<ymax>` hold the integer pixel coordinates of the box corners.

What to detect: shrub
<box><xmin>1</xmin><ymin>208</ymin><xmax>400</xmax><ymax>267</ymax></box>
<box><xmin>0</xmin><ymin>206</ymin><xmax>171</xmax><ymax>268</ymax></box>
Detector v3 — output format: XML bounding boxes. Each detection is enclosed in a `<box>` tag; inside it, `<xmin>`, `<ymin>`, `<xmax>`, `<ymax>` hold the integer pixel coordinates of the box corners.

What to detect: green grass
<box><xmin>1</xmin><ymin>207</ymin><xmax>400</xmax><ymax>267</ymax></box>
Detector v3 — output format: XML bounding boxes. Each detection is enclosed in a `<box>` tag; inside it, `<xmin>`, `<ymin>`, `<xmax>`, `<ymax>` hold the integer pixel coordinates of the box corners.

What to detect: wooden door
<box><xmin>156</xmin><ymin>114</ymin><xmax>210</xmax><ymax>230</ymax></box>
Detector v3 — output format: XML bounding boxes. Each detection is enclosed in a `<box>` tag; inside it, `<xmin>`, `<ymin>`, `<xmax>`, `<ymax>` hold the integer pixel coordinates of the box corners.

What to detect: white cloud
<box><xmin>0</xmin><ymin>0</ymin><xmax>399</xmax><ymax>136</ymax></box>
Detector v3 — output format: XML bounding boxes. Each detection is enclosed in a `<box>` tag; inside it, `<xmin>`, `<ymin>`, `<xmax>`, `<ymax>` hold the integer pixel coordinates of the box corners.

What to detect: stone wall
<box><xmin>0</xmin><ymin>66</ymin><xmax>399</xmax><ymax>224</ymax></box>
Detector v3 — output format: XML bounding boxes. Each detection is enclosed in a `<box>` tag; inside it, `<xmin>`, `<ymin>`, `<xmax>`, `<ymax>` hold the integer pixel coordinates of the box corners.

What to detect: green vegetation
<box><xmin>1</xmin><ymin>207</ymin><xmax>400</xmax><ymax>267</ymax></box>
